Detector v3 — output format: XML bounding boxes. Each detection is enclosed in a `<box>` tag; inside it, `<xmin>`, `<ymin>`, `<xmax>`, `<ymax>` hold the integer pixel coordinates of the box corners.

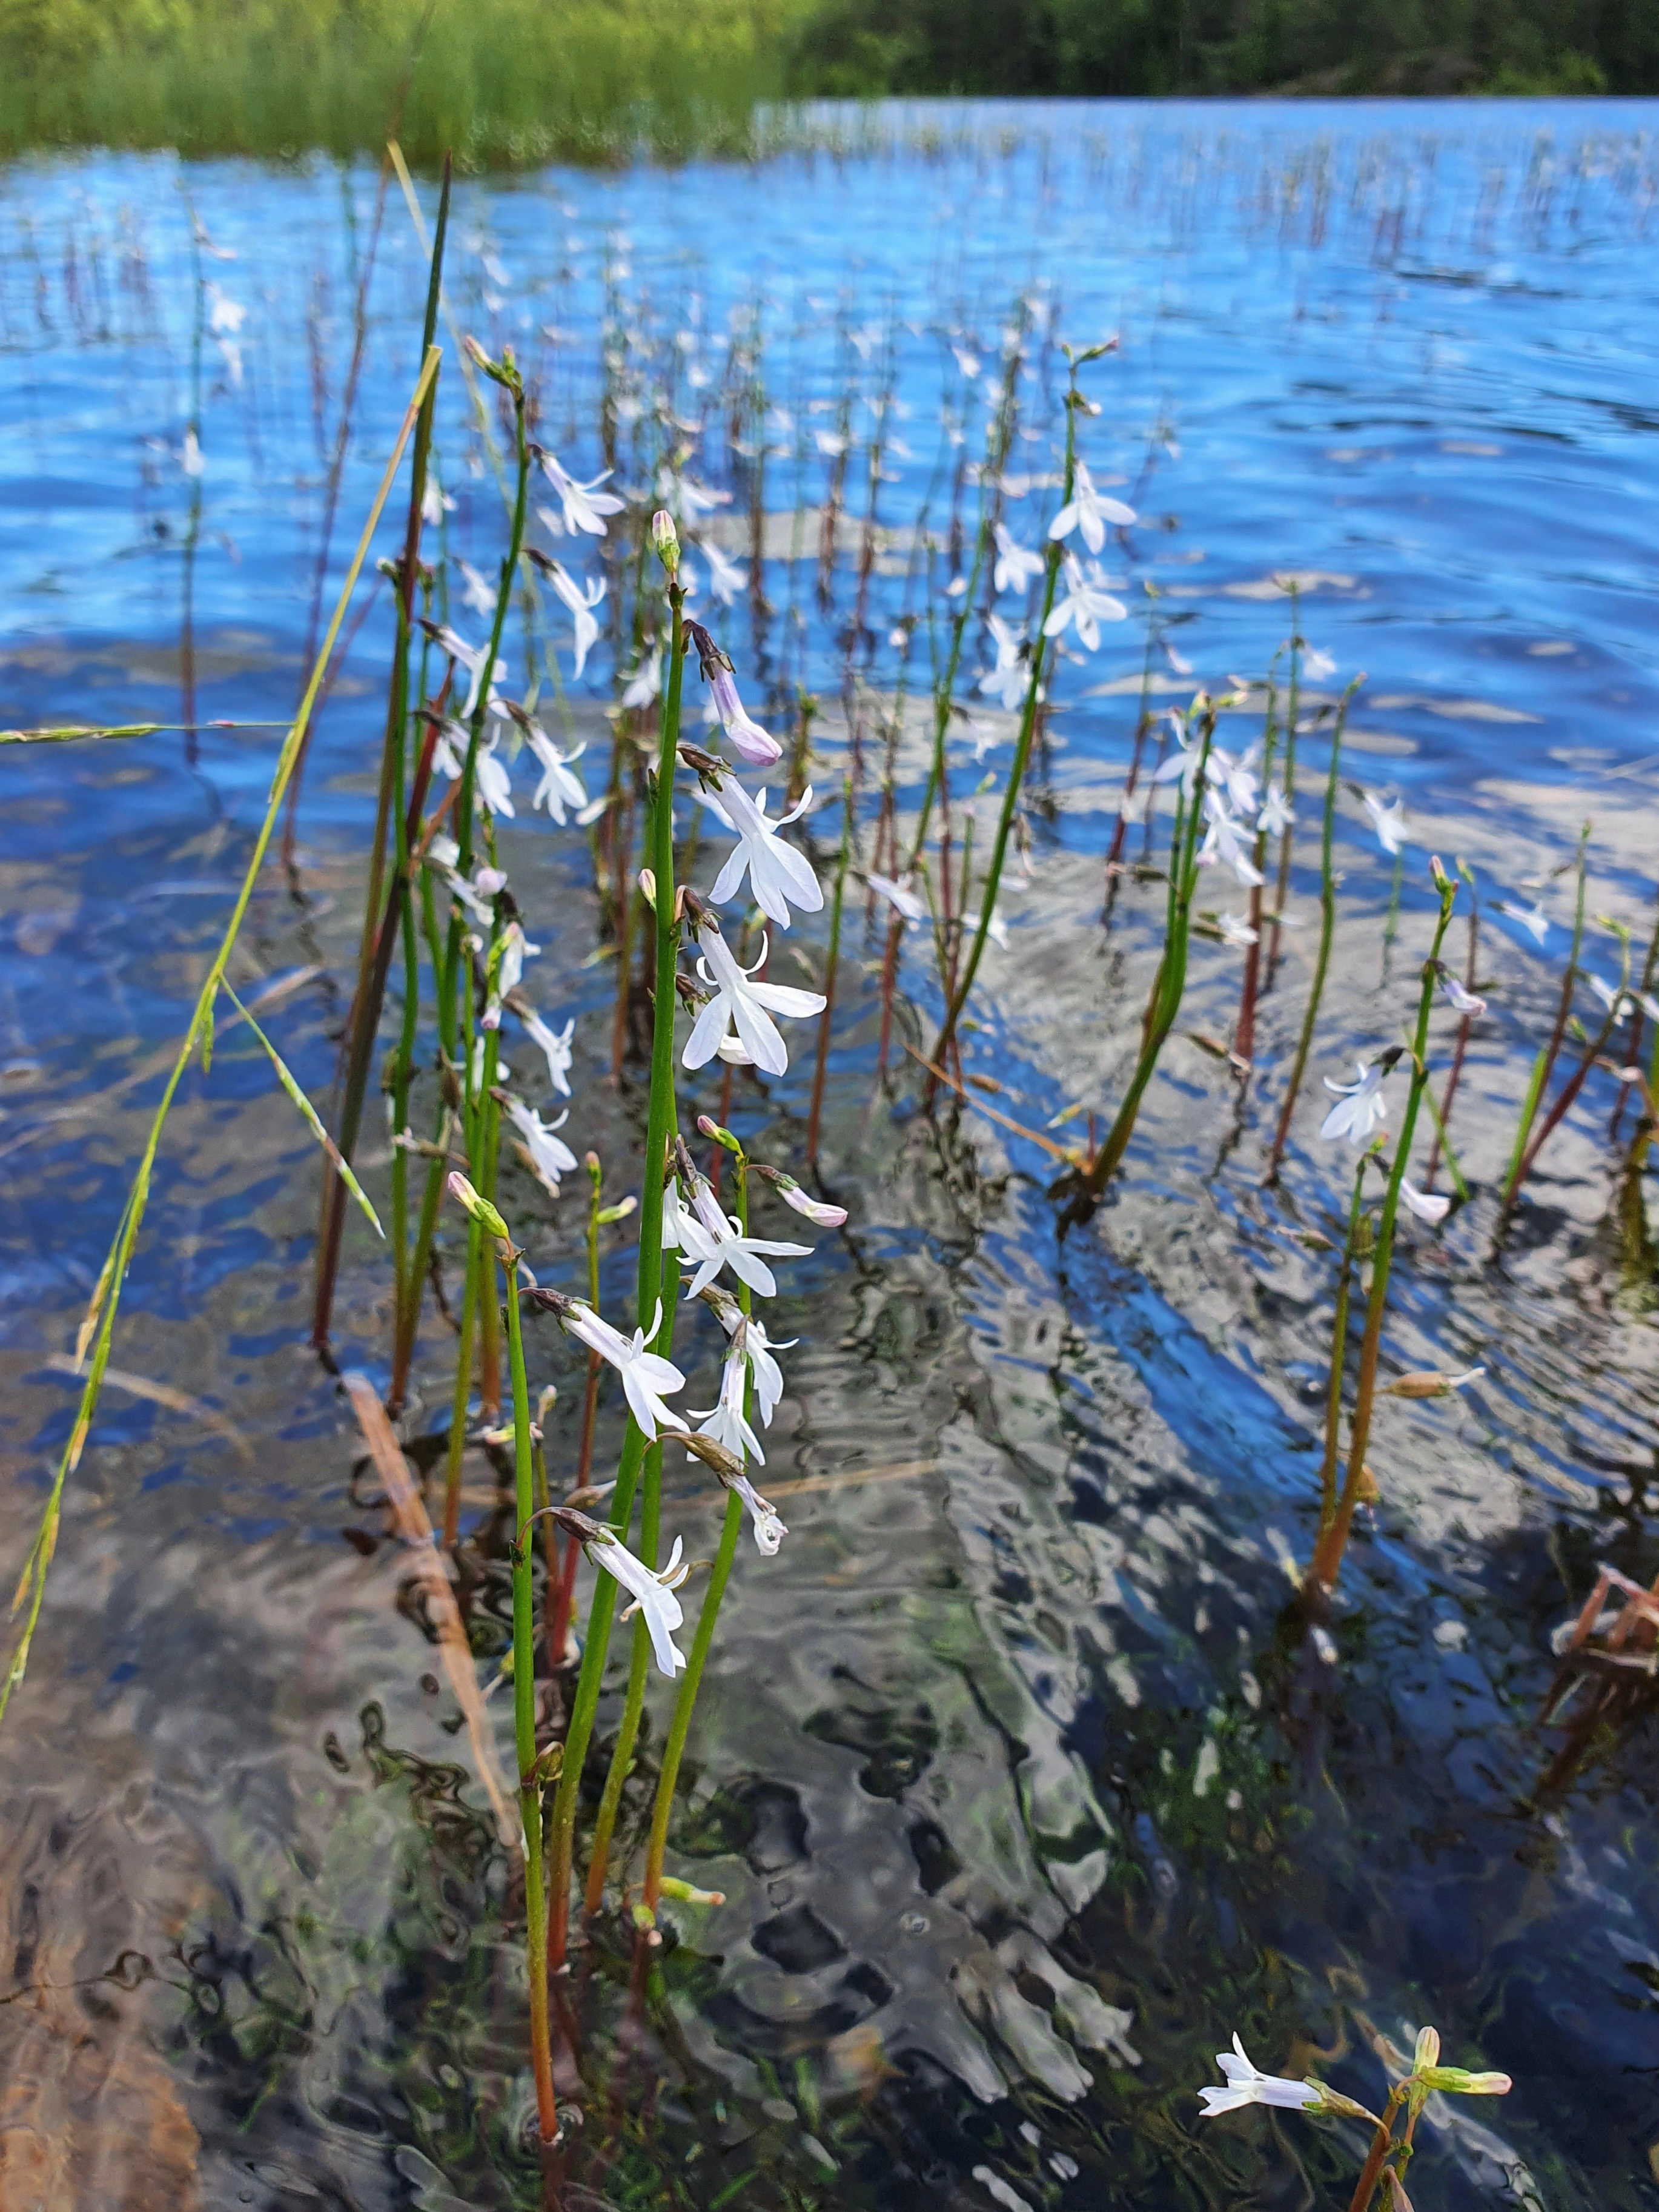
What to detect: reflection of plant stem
<box><xmin>1309</xmin><ymin>873</ymin><xmax>1457</xmax><ymax>1592</ymax></box>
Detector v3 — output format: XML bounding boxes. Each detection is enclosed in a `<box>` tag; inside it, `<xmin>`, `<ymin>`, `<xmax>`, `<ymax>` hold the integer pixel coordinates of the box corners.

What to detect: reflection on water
<box><xmin>1</xmin><ymin>99</ymin><xmax>1657</xmax><ymax>2210</ymax></box>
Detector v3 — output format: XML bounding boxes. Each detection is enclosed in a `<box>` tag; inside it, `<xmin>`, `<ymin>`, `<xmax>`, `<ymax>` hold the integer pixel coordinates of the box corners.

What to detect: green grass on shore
<box><xmin>0</xmin><ymin>0</ymin><xmax>798</xmax><ymax>165</ymax></box>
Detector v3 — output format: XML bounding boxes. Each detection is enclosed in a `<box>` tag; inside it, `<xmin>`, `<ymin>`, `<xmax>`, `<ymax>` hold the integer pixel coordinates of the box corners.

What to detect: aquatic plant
<box><xmin>1198</xmin><ymin>2024</ymin><xmax>1511</xmax><ymax>2212</ymax></box>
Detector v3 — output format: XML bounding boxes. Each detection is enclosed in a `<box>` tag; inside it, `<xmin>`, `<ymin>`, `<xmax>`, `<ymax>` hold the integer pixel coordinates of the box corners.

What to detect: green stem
<box><xmin>642</xmin><ymin>1157</ymin><xmax>752</xmax><ymax>1911</ymax></box>
<box><xmin>1317</xmin><ymin>1155</ymin><xmax>1372</xmax><ymax>1533</ymax></box>
<box><xmin>1346</xmin><ymin>2089</ymin><xmax>1406</xmax><ymax>2212</ymax></box>
<box><xmin>1500</xmin><ymin>820</ymin><xmax>1590</xmax><ymax>1210</ymax></box>
<box><xmin>807</xmin><ymin>772</ymin><xmax>852</xmax><ymax>1162</ymax></box>
<box><xmin>1076</xmin><ymin>718</ymin><xmax>1214</xmax><ymax>1198</ymax></box>
<box><xmin>1420</xmin><ymin>1081</ymin><xmax>1469</xmax><ymax>1204</ymax></box>
<box><xmin>546</xmin><ymin>572</ymin><xmax>686</xmax><ymax>1967</ymax></box>
<box><xmin>1308</xmin><ymin>876</ymin><xmax>1458</xmax><ymax>1591</ymax></box>
<box><xmin>1266</xmin><ymin>677</ymin><xmax>1359</xmax><ymax>1182</ymax></box>
<box><xmin>932</xmin><ymin>375</ymin><xmax>1081</xmax><ymax>1068</ymax></box>
<box><xmin>443</xmin><ymin>1214</ymin><xmax>481</xmax><ymax>1548</ymax></box>
<box><xmin>500</xmin><ymin>1221</ymin><xmax>558</xmax><ymax>2147</ymax></box>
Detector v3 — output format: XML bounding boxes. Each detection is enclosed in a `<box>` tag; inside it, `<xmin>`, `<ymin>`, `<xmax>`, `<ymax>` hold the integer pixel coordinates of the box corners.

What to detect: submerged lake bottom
<box><xmin>1</xmin><ymin>98</ymin><xmax>1658</xmax><ymax>2211</ymax></box>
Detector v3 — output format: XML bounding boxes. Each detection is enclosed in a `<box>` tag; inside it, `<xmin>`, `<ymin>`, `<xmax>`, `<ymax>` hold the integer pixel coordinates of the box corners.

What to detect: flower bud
<box><xmin>651</xmin><ymin>508</ymin><xmax>679</xmax><ymax>574</ymax></box>
<box><xmin>447</xmin><ymin>1171</ymin><xmax>509</xmax><ymax>1240</ymax></box>
<box><xmin>658</xmin><ymin>1875</ymin><xmax>727</xmax><ymax>1906</ymax></box>
<box><xmin>1416</xmin><ymin>2065</ymin><xmax>1511</xmax><ymax>2096</ymax></box>
<box><xmin>697</xmin><ymin>1114</ymin><xmax>746</xmax><ymax>1158</ymax></box>
<box><xmin>1412</xmin><ymin>2025</ymin><xmax>1440</xmax><ymax>2073</ymax></box>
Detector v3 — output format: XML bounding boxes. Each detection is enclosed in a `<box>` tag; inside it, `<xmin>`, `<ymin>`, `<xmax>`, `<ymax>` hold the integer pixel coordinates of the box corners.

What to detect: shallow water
<box><xmin>2</xmin><ymin>98</ymin><xmax>1658</xmax><ymax>2210</ymax></box>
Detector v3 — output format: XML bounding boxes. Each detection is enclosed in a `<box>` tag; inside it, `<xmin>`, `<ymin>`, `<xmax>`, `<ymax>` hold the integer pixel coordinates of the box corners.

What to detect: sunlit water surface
<box><xmin>2</xmin><ymin>98</ymin><xmax>1658</xmax><ymax>2211</ymax></box>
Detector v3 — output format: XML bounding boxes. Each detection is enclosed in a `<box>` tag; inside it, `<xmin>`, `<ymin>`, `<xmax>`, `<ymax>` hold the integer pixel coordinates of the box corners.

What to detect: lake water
<box><xmin>2</xmin><ymin>98</ymin><xmax>1658</xmax><ymax>2211</ymax></box>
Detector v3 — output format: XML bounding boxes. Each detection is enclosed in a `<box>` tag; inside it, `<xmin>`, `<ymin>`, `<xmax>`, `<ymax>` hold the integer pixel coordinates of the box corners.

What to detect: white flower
<box><xmin>978</xmin><ymin>612</ymin><xmax>1030</xmax><ymax>710</ymax></box>
<box><xmin>474</xmin><ymin>738</ymin><xmax>513</xmax><ymax>818</ymax></box>
<box><xmin>701</xmin><ymin>777</ymin><xmax>823</xmax><ymax>930</ymax></box>
<box><xmin>459</xmin><ymin>560</ymin><xmax>497</xmax><ymax>618</ymax></box>
<box><xmin>539</xmin><ymin>451</ymin><xmax>626</xmax><ymax>537</ymax></box>
<box><xmin>692</xmin><ymin>1342</ymin><xmax>768</xmax><ymax>1468</ymax></box>
<box><xmin>422</xmin><ymin>471</ymin><xmax>456</xmax><ymax>527</ymax></box>
<box><xmin>1440</xmin><ymin>972</ymin><xmax>1488</xmax><ymax>1018</ymax></box>
<box><xmin>1208</xmin><ymin>741</ymin><xmax>1262</xmax><ymax>820</ymax></box>
<box><xmin>180</xmin><ymin>428</ymin><xmax>204</xmax><ymax>478</ymax></box>
<box><xmin>545</xmin><ymin>562</ymin><xmax>606</xmax><ymax>678</ymax></box>
<box><xmin>662</xmin><ymin>472</ymin><xmax>730</xmax><ymax>518</ymax></box>
<box><xmin>866</xmin><ymin>872</ymin><xmax>926</xmax><ymax>925</ymax></box>
<box><xmin>521</xmin><ymin>1010</ymin><xmax>575</xmax><ymax>1097</ymax></box>
<box><xmin>683</xmin><ymin>921</ymin><xmax>826</xmax><ymax>1078</ymax></box>
<box><xmin>1496</xmin><ymin>899</ymin><xmax>1548</xmax><ymax>946</ymax></box>
<box><xmin>1199</xmin><ymin>791</ymin><xmax>1265</xmax><ymax>889</ymax></box>
<box><xmin>701</xmin><ymin>539</ymin><xmax>749</xmax><ymax>607</ymax></box>
<box><xmin>705</xmin><ymin>1290</ymin><xmax>793</xmax><ymax>1425</ymax></box>
<box><xmin>435</xmin><ymin>628</ymin><xmax>505</xmax><ymax>721</ymax></box>
<box><xmin>426</xmin><ymin>834</ymin><xmax>497</xmax><ymax>926</ymax></box>
<box><xmin>992</xmin><ymin>523</ymin><xmax>1045</xmax><ymax>596</ymax></box>
<box><xmin>1197</xmin><ymin>2036</ymin><xmax>1321</xmax><ymax>2119</ymax></box>
<box><xmin>732</xmin><ymin>1472</ymin><xmax>786</xmax><ymax>1554</ymax></box>
<box><xmin>483</xmin><ymin>918</ymin><xmax>540</xmax><ymax>1028</ymax></box>
<box><xmin>677</xmin><ymin>1190</ymin><xmax>812</xmax><ymax>1300</ymax></box>
<box><xmin>1258</xmin><ymin>784</ymin><xmax>1294</xmax><ymax>837</ymax></box>
<box><xmin>813</xmin><ymin>428</ymin><xmax>847</xmax><ymax>457</ymax></box>
<box><xmin>206</xmin><ymin>283</ymin><xmax>247</xmax><ymax>336</ymax></box>
<box><xmin>1399</xmin><ymin>1178</ymin><xmax>1450</xmax><ymax>1224</ymax></box>
<box><xmin>560</xmin><ymin>1299</ymin><xmax>687</xmax><ymax>1440</ymax></box>
<box><xmin>621</xmin><ymin>647</ymin><xmax>661</xmax><ymax>710</ymax></box>
<box><xmin>1217</xmin><ymin>913</ymin><xmax>1259</xmax><ymax>947</ymax></box>
<box><xmin>1302</xmin><ymin>645</ymin><xmax>1337</xmax><ymax>681</ymax></box>
<box><xmin>1587</xmin><ymin>973</ymin><xmax>1636</xmax><ymax>1021</ymax></box>
<box><xmin>525</xmin><ymin>724</ymin><xmax>588</xmax><ymax>824</ymax></box>
<box><xmin>1363</xmin><ymin>791</ymin><xmax>1408</xmax><ymax>856</ymax></box>
<box><xmin>1042</xmin><ymin>555</ymin><xmax>1128</xmax><ymax>651</ymax></box>
<box><xmin>585</xmin><ymin>1529</ymin><xmax>688</xmax><ymax>1677</ymax></box>
<box><xmin>1047</xmin><ymin>460</ymin><xmax>1136</xmax><ymax>553</ymax></box>
<box><xmin>707</xmin><ymin>666</ymin><xmax>783</xmax><ymax>766</ymax></box>
<box><xmin>506</xmin><ymin>1098</ymin><xmax>577</xmax><ymax>1192</ymax></box>
<box><xmin>766</xmin><ymin>1172</ymin><xmax>848</xmax><ymax>1228</ymax></box>
<box><xmin>1320</xmin><ymin>1058</ymin><xmax>1389</xmax><ymax>1145</ymax></box>
<box><xmin>1153</xmin><ymin>721</ymin><xmax>1206</xmax><ymax>798</ymax></box>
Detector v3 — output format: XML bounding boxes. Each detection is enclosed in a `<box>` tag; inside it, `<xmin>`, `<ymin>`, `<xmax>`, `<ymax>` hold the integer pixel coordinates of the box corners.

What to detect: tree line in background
<box><xmin>0</xmin><ymin>0</ymin><xmax>1651</xmax><ymax>164</ymax></box>
<box><xmin>788</xmin><ymin>0</ymin><xmax>1658</xmax><ymax>96</ymax></box>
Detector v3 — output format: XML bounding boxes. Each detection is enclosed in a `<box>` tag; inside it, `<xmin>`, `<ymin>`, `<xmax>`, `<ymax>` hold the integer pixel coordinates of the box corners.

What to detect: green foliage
<box><xmin>784</xmin><ymin>0</ymin><xmax>1659</xmax><ymax>96</ymax></box>
<box><xmin>0</xmin><ymin>0</ymin><xmax>1651</xmax><ymax>164</ymax></box>
<box><xmin>0</xmin><ymin>0</ymin><xmax>800</xmax><ymax>165</ymax></box>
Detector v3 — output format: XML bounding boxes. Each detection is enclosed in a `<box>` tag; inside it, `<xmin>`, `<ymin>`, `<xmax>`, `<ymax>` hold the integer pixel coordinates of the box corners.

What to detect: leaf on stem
<box><xmin>224</xmin><ymin>985</ymin><xmax>383</xmax><ymax>1239</ymax></box>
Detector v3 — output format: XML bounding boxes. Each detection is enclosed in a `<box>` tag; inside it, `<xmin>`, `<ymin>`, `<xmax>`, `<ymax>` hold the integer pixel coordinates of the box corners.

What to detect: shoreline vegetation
<box><xmin>0</xmin><ymin>0</ymin><xmax>1647</xmax><ymax>167</ymax></box>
